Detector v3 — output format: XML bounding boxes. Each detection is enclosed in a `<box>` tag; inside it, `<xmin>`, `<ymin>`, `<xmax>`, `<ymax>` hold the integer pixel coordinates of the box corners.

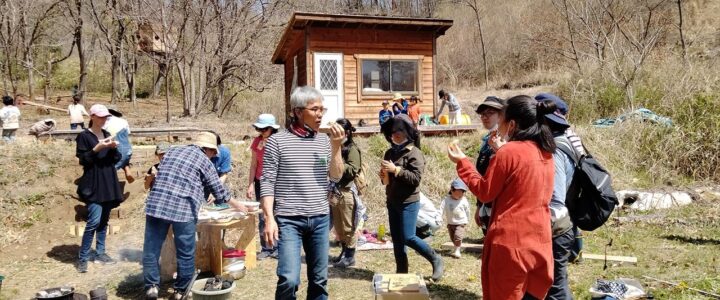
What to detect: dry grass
<box><xmin>1</xmin><ymin>129</ymin><xmax>719</xmax><ymax>299</ymax></box>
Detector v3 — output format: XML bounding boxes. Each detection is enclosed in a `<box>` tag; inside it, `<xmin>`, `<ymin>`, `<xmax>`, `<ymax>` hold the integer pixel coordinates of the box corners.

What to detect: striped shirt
<box><xmin>260</xmin><ymin>130</ymin><xmax>331</xmax><ymax>217</ymax></box>
<box><xmin>146</xmin><ymin>145</ymin><xmax>230</xmax><ymax>223</ymax></box>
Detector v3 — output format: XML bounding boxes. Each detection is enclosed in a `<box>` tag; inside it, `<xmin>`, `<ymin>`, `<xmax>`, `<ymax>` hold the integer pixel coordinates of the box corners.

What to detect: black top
<box><xmin>75</xmin><ymin>129</ymin><xmax>123</xmax><ymax>206</ymax></box>
<box><xmin>384</xmin><ymin>146</ymin><xmax>424</xmax><ymax>205</ymax></box>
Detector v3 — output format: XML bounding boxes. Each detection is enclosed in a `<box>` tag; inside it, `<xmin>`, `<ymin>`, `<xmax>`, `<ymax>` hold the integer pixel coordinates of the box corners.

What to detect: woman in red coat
<box><xmin>448</xmin><ymin>95</ymin><xmax>558</xmax><ymax>299</ymax></box>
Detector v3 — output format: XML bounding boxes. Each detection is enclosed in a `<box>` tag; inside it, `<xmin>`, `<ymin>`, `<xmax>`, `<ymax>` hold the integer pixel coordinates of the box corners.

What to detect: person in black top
<box><xmin>474</xmin><ymin>96</ymin><xmax>505</xmax><ymax>235</ymax></box>
<box><xmin>75</xmin><ymin>104</ymin><xmax>124</xmax><ymax>273</ymax></box>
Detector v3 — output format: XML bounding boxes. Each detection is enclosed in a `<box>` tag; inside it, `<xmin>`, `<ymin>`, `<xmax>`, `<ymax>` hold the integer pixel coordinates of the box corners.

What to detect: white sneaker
<box><xmin>145</xmin><ymin>286</ymin><xmax>158</xmax><ymax>300</ymax></box>
<box><xmin>451</xmin><ymin>249</ymin><xmax>461</xmax><ymax>258</ymax></box>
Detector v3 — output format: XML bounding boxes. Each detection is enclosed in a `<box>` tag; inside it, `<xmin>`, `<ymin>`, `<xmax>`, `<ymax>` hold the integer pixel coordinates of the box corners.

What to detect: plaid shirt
<box><xmin>146</xmin><ymin>145</ymin><xmax>229</xmax><ymax>223</ymax></box>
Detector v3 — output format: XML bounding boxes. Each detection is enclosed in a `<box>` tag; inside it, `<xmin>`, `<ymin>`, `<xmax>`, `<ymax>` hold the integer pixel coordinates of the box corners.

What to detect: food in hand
<box><xmin>318</xmin><ymin>121</ymin><xmax>337</xmax><ymax>134</ymax></box>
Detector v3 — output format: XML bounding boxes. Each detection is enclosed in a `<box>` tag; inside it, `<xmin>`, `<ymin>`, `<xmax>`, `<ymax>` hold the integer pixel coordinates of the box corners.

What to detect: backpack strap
<box><xmin>555</xmin><ymin>136</ymin><xmax>579</xmax><ymax>166</ymax></box>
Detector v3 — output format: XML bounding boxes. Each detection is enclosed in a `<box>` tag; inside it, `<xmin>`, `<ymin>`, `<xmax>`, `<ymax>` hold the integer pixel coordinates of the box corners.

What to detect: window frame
<box><xmin>355</xmin><ymin>54</ymin><xmax>424</xmax><ymax>102</ymax></box>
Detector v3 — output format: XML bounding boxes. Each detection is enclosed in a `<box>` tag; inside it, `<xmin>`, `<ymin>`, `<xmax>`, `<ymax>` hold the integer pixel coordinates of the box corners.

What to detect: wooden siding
<box><xmin>305</xmin><ymin>27</ymin><xmax>436</xmax><ymax>126</ymax></box>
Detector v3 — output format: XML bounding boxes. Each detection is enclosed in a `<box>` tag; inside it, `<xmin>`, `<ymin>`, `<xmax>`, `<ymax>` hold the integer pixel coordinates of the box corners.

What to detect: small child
<box><xmin>441</xmin><ymin>178</ymin><xmax>471</xmax><ymax>258</ymax></box>
<box><xmin>407</xmin><ymin>96</ymin><xmax>421</xmax><ymax>125</ymax></box>
<box><xmin>378</xmin><ymin>100</ymin><xmax>394</xmax><ymax>124</ymax></box>
<box><xmin>0</xmin><ymin>95</ymin><xmax>20</xmax><ymax>142</ymax></box>
<box><xmin>144</xmin><ymin>142</ymin><xmax>170</xmax><ymax>190</ymax></box>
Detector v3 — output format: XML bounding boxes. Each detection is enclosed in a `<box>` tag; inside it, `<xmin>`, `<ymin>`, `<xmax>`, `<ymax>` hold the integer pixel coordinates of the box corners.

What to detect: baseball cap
<box><xmin>475</xmin><ymin>96</ymin><xmax>505</xmax><ymax>113</ymax></box>
<box><xmin>194</xmin><ymin>132</ymin><xmax>218</xmax><ymax>150</ymax></box>
<box><xmin>89</xmin><ymin>104</ymin><xmax>111</xmax><ymax>117</ymax></box>
<box><xmin>535</xmin><ymin>93</ymin><xmax>570</xmax><ymax>128</ymax></box>
<box><xmin>451</xmin><ymin>178</ymin><xmax>468</xmax><ymax>191</ymax></box>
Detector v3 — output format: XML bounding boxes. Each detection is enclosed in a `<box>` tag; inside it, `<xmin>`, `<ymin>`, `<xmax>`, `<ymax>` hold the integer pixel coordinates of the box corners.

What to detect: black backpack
<box><xmin>555</xmin><ymin>137</ymin><xmax>618</xmax><ymax>231</ymax></box>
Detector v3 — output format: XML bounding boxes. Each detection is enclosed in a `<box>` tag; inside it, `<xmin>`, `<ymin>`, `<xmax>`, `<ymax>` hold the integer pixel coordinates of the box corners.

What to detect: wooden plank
<box><xmin>441</xmin><ymin>242</ymin><xmax>484</xmax><ymax>253</ymax></box>
<box><xmin>310</xmin><ymin>41</ymin><xmax>432</xmax><ymax>52</ymax></box>
<box><xmin>582</xmin><ymin>253</ymin><xmax>637</xmax><ymax>265</ymax></box>
<box><xmin>23</xmin><ymin>100</ymin><xmax>66</xmax><ymax>113</ymax></box>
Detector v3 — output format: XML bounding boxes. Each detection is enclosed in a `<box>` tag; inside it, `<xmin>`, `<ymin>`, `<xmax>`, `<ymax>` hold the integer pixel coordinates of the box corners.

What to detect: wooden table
<box><xmin>160</xmin><ymin>212</ymin><xmax>258</xmax><ymax>279</ymax></box>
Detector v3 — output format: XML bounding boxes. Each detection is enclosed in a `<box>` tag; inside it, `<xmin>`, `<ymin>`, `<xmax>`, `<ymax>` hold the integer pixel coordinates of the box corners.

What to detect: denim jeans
<box><xmin>70</xmin><ymin>122</ymin><xmax>85</xmax><ymax>130</ymax></box>
<box><xmin>78</xmin><ymin>202</ymin><xmax>113</xmax><ymax>262</ymax></box>
<box><xmin>387</xmin><ymin>201</ymin><xmax>435</xmax><ymax>273</ymax></box>
<box><xmin>275</xmin><ymin>214</ymin><xmax>329</xmax><ymax>300</ymax></box>
<box><xmin>255</xmin><ymin>179</ymin><xmax>277</xmax><ymax>253</ymax></box>
<box><xmin>569</xmin><ymin>226</ymin><xmax>583</xmax><ymax>262</ymax></box>
<box><xmin>142</xmin><ymin>216</ymin><xmax>197</xmax><ymax>291</ymax></box>
<box><xmin>547</xmin><ymin>228</ymin><xmax>575</xmax><ymax>300</ymax></box>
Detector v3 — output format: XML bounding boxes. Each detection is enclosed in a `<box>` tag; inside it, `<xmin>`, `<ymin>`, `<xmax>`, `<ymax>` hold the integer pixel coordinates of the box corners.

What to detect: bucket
<box><xmin>190</xmin><ymin>278</ymin><xmax>236</xmax><ymax>300</ymax></box>
<box><xmin>222</xmin><ymin>249</ymin><xmax>245</xmax><ymax>268</ymax></box>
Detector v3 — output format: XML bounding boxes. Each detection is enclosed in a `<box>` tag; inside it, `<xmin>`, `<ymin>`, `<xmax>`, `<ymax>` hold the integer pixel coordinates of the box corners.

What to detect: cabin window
<box><xmin>361</xmin><ymin>59</ymin><xmax>418</xmax><ymax>94</ymax></box>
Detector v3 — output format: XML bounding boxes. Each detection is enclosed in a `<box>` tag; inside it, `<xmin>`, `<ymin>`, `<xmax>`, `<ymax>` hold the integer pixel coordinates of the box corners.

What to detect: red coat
<box><xmin>456</xmin><ymin>141</ymin><xmax>554</xmax><ymax>299</ymax></box>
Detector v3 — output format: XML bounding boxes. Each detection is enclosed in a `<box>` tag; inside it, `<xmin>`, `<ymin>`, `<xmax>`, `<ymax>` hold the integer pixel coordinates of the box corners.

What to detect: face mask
<box><xmin>489</xmin><ymin>124</ymin><xmax>498</xmax><ymax>132</ymax></box>
<box><xmin>392</xmin><ymin>138</ymin><xmax>408</xmax><ymax>146</ymax></box>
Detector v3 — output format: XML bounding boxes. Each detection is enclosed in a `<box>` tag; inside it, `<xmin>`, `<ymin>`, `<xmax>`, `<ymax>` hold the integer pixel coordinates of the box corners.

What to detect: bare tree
<box><xmin>90</xmin><ymin>0</ymin><xmax>128</xmax><ymax>104</ymax></box>
<box><xmin>65</xmin><ymin>0</ymin><xmax>87</xmax><ymax>102</ymax></box>
<box><xmin>464</xmin><ymin>0</ymin><xmax>490</xmax><ymax>89</ymax></box>
<box><xmin>676</xmin><ymin>0</ymin><xmax>686</xmax><ymax>61</ymax></box>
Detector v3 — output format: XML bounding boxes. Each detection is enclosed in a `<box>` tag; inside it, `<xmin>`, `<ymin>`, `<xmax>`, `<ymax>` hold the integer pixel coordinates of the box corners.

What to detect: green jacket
<box><xmin>338</xmin><ymin>142</ymin><xmax>361</xmax><ymax>188</ymax></box>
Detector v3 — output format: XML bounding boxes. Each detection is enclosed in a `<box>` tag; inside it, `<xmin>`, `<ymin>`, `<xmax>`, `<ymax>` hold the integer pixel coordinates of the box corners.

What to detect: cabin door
<box><xmin>314</xmin><ymin>53</ymin><xmax>344</xmax><ymax>125</ymax></box>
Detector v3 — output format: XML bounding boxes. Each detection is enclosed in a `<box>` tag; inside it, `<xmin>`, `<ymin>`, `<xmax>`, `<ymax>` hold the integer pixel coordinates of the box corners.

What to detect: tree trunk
<box><xmin>129</xmin><ymin>56</ymin><xmax>137</xmax><ymax>107</ymax></box>
<box><xmin>189</xmin><ymin>62</ymin><xmax>196</xmax><ymax>117</ymax></box>
<box><xmin>677</xmin><ymin>0</ymin><xmax>687</xmax><ymax>62</ymax></box>
<box><xmin>177</xmin><ymin>62</ymin><xmax>189</xmax><ymax>116</ymax></box>
<box><xmin>26</xmin><ymin>56</ymin><xmax>34</xmax><ymax>103</ymax></box>
<box><xmin>74</xmin><ymin>0</ymin><xmax>87</xmax><ymax>102</ymax></box>
<box><xmin>44</xmin><ymin>60</ymin><xmax>51</xmax><ymax>104</ymax></box>
<box><xmin>562</xmin><ymin>0</ymin><xmax>583</xmax><ymax>74</ymax></box>
<box><xmin>152</xmin><ymin>63</ymin><xmax>167</xmax><ymax>98</ymax></box>
<box><xmin>111</xmin><ymin>53</ymin><xmax>119</xmax><ymax>104</ymax></box>
<box><xmin>468</xmin><ymin>0</ymin><xmax>490</xmax><ymax>89</ymax></box>
<box><xmin>165</xmin><ymin>59</ymin><xmax>170</xmax><ymax>123</ymax></box>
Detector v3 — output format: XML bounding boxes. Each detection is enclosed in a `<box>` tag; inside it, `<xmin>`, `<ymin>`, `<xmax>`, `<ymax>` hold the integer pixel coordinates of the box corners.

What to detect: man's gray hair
<box><xmin>290</xmin><ymin>86</ymin><xmax>323</xmax><ymax>110</ymax></box>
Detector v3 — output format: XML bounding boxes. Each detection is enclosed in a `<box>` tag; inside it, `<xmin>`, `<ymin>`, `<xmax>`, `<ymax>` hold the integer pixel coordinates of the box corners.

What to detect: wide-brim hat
<box><xmin>253</xmin><ymin>113</ymin><xmax>280</xmax><ymax>129</ymax></box>
<box><xmin>392</xmin><ymin>93</ymin><xmax>404</xmax><ymax>101</ymax></box>
<box><xmin>155</xmin><ymin>142</ymin><xmax>171</xmax><ymax>155</ymax></box>
<box><xmin>194</xmin><ymin>132</ymin><xmax>218</xmax><ymax>150</ymax></box>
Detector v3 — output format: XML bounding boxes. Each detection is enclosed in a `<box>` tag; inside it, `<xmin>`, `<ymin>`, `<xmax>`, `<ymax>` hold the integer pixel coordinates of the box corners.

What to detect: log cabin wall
<box><xmin>306</xmin><ymin>27</ymin><xmax>436</xmax><ymax>126</ymax></box>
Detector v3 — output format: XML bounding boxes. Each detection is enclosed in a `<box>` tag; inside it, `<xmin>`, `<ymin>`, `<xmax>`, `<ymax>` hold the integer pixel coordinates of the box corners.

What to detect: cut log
<box><xmin>582</xmin><ymin>253</ymin><xmax>637</xmax><ymax>265</ymax></box>
<box><xmin>441</xmin><ymin>242</ymin><xmax>484</xmax><ymax>253</ymax></box>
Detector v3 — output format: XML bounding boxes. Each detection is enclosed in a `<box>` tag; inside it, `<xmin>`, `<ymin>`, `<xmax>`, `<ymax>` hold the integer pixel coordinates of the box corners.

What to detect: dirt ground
<box><xmin>1</xmin><ymin>93</ymin><xmax>719</xmax><ymax>299</ymax></box>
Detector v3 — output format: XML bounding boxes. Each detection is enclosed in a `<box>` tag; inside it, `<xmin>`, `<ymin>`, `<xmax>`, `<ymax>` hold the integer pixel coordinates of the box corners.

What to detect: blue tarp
<box><xmin>593</xmin><ymin>108</ymin><xmax>673</xmax><ymax>128</ymax></box>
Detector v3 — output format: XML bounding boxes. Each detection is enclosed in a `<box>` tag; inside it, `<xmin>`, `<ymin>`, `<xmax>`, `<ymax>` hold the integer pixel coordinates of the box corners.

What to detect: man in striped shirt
<box><xmin>261</xmin><ymin>86</ymin><xmax>345</xmax><ymax>300</ymax></box>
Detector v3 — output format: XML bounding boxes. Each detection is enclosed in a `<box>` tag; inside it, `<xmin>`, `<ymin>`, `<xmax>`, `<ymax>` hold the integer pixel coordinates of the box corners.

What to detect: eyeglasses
<box><xmin>478</xmin><ymin>110</ymin><xmax>498</xmax><ymax>118</ymax></box>
<box><xmin>301</xmin><ymin>107</ymin><xmax>328</xmax><ymax>115</ymax></box>
<box><xmin>255</xmin><ymin>127</ymin><xmax>271</xmax><ymax>132</ymax></box>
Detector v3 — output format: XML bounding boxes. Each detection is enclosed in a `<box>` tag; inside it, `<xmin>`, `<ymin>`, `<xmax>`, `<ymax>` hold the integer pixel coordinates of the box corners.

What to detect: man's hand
<box><xmin>246</xmin><ymin>184</ymin><xmax>255</xmax><ymax>200</ymax></box>
<box><xmin>228</xmin><ymin>198</ymin><xmax>248</xmax><ymax>213</ymax></box>
<box><xmin>264</xmin><ymin>218</ymin><xmax>279</xmax><ymax>248</ymax></box>
<box><xmin>328</xmin><ymin>123</ymin><xmax>346</xmax><ymax>147</ymax></box>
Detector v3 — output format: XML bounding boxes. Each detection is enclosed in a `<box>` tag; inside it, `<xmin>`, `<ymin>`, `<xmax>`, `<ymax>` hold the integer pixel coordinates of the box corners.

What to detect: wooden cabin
<box><xmin>272</xmin><ymin>12</ymin><xmax>453</xmax><ymax>126</ymax></box>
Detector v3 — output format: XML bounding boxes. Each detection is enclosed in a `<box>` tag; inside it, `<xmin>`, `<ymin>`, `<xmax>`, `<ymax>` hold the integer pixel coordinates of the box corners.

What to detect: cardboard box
<box><xmin>373</xmin><ymin>274</ymin><xmax>429</xmax><ymax>300</ymax></box>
